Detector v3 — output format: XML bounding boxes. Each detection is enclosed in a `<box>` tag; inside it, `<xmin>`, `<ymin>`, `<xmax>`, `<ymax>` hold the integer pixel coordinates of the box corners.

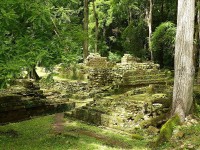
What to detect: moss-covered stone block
<box><xmin>156</xmin><ymin>115</ymin><xmax>181</xmax><ymax>145</ymax></box>
<box><xmin>140</xmin><ymin>113</ymin><xmax>167</xmax><ymax>128</ymax></box>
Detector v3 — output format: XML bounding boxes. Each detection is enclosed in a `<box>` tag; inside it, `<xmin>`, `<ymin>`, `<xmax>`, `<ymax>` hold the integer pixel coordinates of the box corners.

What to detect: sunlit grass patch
<box><xmin>0</xmin><ymin>115</ymin><xmax>149</xmax><ymax>150</ymax></box>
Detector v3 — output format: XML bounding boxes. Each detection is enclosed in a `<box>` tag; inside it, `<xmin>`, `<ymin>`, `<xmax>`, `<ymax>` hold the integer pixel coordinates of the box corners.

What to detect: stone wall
<box><xmin>85</xmin><ymin>53</ymin><xmax>108</xmax><ymax>68</ymax></box>
<box><xmin>86</xmin><ymin>54</ymin><xmax>170</xmax><ymax>88</ymax></box>
<box><xmin>88</xmin><ymin>68</ymin><xmax>121</xmax><ymax>87</ymax></box>
<box><xmin>71</xmin><ymin>87</ymin><xmax>172</xmax><ymax>130</ymax></box>
<box><xmin>121</xmin><ymin>54</ymin><xmax>141</xmax><ymax>64</ymax></box>
<box><xmin>0</xmin><ymin>79</ymin><xmax>75</xmax><ymax>124</ymax></box>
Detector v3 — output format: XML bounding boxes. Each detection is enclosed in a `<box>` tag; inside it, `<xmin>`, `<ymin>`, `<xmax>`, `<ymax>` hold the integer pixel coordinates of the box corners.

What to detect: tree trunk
<box><xmin>198</xmin><ymin>0</ymin><xmax>200</xmax><ymax>68</ymax></box>
<box><xmin>92</xmin><ymin>0</ymin><xmax>98</xmax><ymax>53</ymax></box>
<box><xmin>28</xmin><ymin>65</ymin><xmax>40</xmax><ymax>80</ymax></box>
<box><xmin>172</xmin><ymin>0</ymin><xmax>195</xmax><ymax>122</ymax></box>
<box><xmin>83</xmin><ymin>0</ymin><xmax>89</xmax><ymax>59</ymax></box>
<box><xmin>147</xmin><ymin>0</ymin><xmax>153</xmax><ymax>61</ymax></box>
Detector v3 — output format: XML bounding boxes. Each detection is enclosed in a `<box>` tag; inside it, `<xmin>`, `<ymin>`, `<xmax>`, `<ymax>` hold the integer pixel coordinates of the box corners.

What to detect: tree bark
<box><xmin>28</xmin><ymin>65</ymin><xmax>40</xmax><ymax>80</ymax></box>
<box><xmin>92</xmin><ymin>0</ymin><xmax>98</xmax><ymax>53</ymax></box>
<box><xmin>172</xmin><ymin>0</ymin><xmax>195</xmax><ymax>122</ymax></box>
<box><xmin>83</xmin><ymin>0</ymin><xmax>89</xmax><ymax>59</ymax></box>
<box><xmin>198</xmin><ymin>0</ymin><xmax>200</xmax><ymax>68</ymax></box>
<box><xmin>146</xmin><ymin>0</ymin><xmax>153</xmax><ymax>61</ymax></box>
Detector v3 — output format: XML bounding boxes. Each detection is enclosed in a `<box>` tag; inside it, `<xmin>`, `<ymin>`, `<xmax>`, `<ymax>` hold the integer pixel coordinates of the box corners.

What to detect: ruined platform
<box><xmin>0</xmin><ymin>79</ymin><xmax>75</xmax><ymax>124</ymax></box>
<box><xmin>59</xmin><ymin>54</ymin><xmax>173</xmax><ymax>131</ymax></box>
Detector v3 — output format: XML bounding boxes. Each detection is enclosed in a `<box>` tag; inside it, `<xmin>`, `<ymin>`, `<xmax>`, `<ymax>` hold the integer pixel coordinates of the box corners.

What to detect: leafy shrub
<box><xmin>151</xmin><ymin>22</ymin><xmax>176</xmax><ymax>69</ymax></box>
<box><xmin>108</xmin><ymin>51</ymin><xmax>121</xmax><ymax>63</ymax></box>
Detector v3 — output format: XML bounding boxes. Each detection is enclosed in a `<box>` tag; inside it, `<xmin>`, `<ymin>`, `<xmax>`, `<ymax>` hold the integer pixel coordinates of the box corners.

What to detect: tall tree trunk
<box><xmin>92</xmin><ymin>0</ymin><xmax>98</xmax><ymax>53</ymax></box>
<box><xmin>198</xmin><ymin>0</ymin><xmax>200</xmax><ymax>68</ymax></box>
<box><xmin>28</xmin><ymin>65</ymin><xmax>40</xmax><ymax>81</ymax></box>
<box><xmin>172</xmin><ymin>0</ymin><xmax>195</xmax><ymax>122</ymax></box>
<box><xmin>147</xmin><ymin>0</ymin><xmax>153</xmax><ymax>61</ymax></box>
<box><xmin>83</xmin><ymin>0</ymin><xmax>89</xmax><ymax>59</ymax></box>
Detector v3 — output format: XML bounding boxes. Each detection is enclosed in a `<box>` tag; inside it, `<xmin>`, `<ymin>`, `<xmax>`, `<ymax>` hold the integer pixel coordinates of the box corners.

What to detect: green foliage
<box><xmin>122</xmin><ymin>21</ymin><xmax>148</xmax><ymax>58</ymax></box>
<box><xmin>108</xmin><ymin>51</ymin><xmax>121</xmax><ymax>63</ymax></box>
<box><xmin>0</xmin><ymin>0</ymin><xmax>181</xmax><ymax>87</ymax></box>
<box><xmin>89</xmin><ymin>0</ymin><xmax>113</xmax><ymax>30</ymax></box>
<box><xmin>153</xmin><ymin>0</ymin><xmax>177</xmax><ymax>29</ymax></box>
<box><xmin>56</xmin><ymin>64</ymin><xmax>86</xmax><ymax>81</ymax></box>
<box><xmin>112</xmin><ymin>0</ymin><xmax>141</xmax><ymax>22</ymax></box>
<box><xmin>88</xmin><ymin>0</ymin><xmax>113</xmax><ymax>54</ymax></box>
<box><xmin>0</xmin><ymin>0</ymin><xmax>83</xmax><ymax>87</ymax></box>
<box><xmin>151</xmin><ymin>22</ymin><xmax>176</xmax><ymax>68</ymax></box>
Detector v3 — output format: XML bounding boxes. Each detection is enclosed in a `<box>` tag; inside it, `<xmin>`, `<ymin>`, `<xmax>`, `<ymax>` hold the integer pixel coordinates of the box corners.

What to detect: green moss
<box><xmin>0</xmin><ymin>115</ymin><xmax>149</xmax><ymax>150</ymax></box>
<box><xmin>194</xmin><ymin>103</ymin><xmax>200</xmax><ymax>117</ymax></box>
<box><xmin>134</xmin><ymin>113</ymin><xmax>144</xmax><ymax>122</ymax></box>
<box><xmin>194</xmin><ymin>86</ymin><xmax>200</xmax><ymax>105</ymax></box>
<box><xmin>156</xmin><ymin>115</ymin><xmax>181</xmax><ymax>145</ymax></box>
<box><xmin>151</xmin><ymin>96</ymin><xmax>172</xmax><ymax>108</ymax></box>
<box><xmin>131</xmin><ymin>134</ymin><xmax>144</xmax><ymax>140</ymax></box>
<box><xmin>140</xmin><ymin>114</ymin><xmax>166</xmax><ymax>128</ymax></box>
<box><xmin>146</xmin><ymin>84</ymin><xmax>155</xmax><ymax>94</ymax></box>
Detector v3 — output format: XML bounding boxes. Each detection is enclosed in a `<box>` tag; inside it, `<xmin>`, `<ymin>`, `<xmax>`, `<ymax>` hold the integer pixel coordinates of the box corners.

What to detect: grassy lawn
<box><xmin>0</xmin><ymin>115</ymin><xmax>149</xmax><ymax>150</ymax></box>
<box><xmin>1</xmin><ymin>114</ymin><xmax>200</xmax><ymax>150</ymax></box>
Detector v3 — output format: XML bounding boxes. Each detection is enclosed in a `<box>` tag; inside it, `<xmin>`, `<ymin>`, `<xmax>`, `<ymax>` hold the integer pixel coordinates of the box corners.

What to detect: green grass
<box><xmin>0</xmin><ymin>115</ymin><xmax>149</xmax><ymax>150</ymax></box>
<box><xmin>2</xmin><ymin>114</ymin><xmax>200</xmax><ymax>150</ymax></box>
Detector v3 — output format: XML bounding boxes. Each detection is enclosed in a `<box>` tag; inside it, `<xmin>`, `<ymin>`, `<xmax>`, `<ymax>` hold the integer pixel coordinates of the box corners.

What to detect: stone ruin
<box><xmin>85</xmin><ymin>53</ymin><xmax>115</xmax><ymax>68</ymax></box>
<box><xmin>61</xmin><ymin>53</ymin><xmax>173</xmax><ymax>131</ymax></box>
<box><xmin>85</xmin><ymin>53</ymin><xmax>108</xmax><ymax>68</ymax></box>
<box><xmin>0</xmin><ymin>53</ymin><xmax>172</xmax><ymax>130</ymax></box>
<box><xmin>0</xmin><ymin>79</ymin><xmax>74</xmax><ymax>124</ymax></box>
<box><xmin>85</xmin><ymin>53</ymin><xmax>166</xmax><ymax>88</ymax></box>
<box><xmin>121</xmin><ymin>54</ymin><xmax>141</xmax><ymax>64</ymax></box>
